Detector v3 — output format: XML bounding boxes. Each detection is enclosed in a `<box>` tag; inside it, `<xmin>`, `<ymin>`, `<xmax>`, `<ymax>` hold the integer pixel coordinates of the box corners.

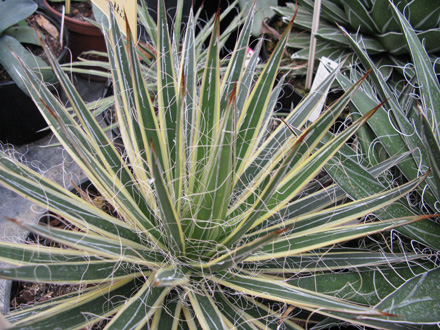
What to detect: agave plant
<box><xmin>320</xmin><ymin>2</ymin><xmax>440</xmax><ymax>252</ymax></box>
<box><xmin>273</xmin><ymin>0</ymin><xmax>440</xmax><ymax>79</ymax></box>
<box><xmin>297</xmin><ymin>6</ymin><xmax>440</xmax><ymax>326</ymax></box>
<box><xmin>0</xmin><ymin>1</ymin><xmax>438</xmax><ymax>329</ymax></box>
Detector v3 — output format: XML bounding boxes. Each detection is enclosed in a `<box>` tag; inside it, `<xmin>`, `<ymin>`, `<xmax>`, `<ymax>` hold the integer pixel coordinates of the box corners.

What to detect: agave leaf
<box><xmin>340</xmin><ymin>25</ymin><xmax>427</xmax><ymax>180</ymax></box>
<box><xmin>40</xmin><ymin>36</ymin><xmax>149</xmax><ymax>215</ymax></box>
<box><xmin>290</xmin><ymin>40</ymin><xmax>351</xmax><ymax>62</ymax></box>
<box><xmin>11</xmin><ymin>221</ymin><xmax>163</xmax><ymax>267</ymax></box>
<box><xmin>211</xmin><ymin>292</ymin><xmax>260</xmax><ymax>330</ymax></box>
<box><xmin>194</xmin><ymin>0</ymin><xmax>240</xmax><ymax>57</ymax></box>
<box><xmin>371</xmin><ymin>267</ymin><xmax>440</xmax><ymax>324</ymax></box>
<box><xmin>220</xmin><ymin>2</ymin><xmax>255</xmax><ymax>112</ymax></box>
<box><xmin>138</xmin><ymin>0</ymin><xmax>157</xmax><ymax>46</ymax></box>
<box><xmin>289</xmin><ymin>262</ymin><xmax>436</xmax><ymax>306</ymax></box>
<box><xmin>419</xmin><ymin>111</ymin><xmax>440</xmax><ymax>200</ymax></box>
<box><xmin>7</xmin><ymin>279</ymin><xmax>139</xmax><ymax>330</ymax></box>
<box><xmin>150</xmin><ymin>140</ymin><xmax>185</xmax><ymax>254</ymax></box>
<box><xmin>188</xmin><ymin>12</ymin><xmax>221</xmax><ymax>196</ymax></box>
<box><xmin>106</xmin><ymin>11</ymin><xmax>160</xmax><ymax>204</ymax></box>
<box><xmin>248</xmin><ymin>250</ymin><xmax>427</xmax><ymax>274</ymax></box>
<box><xmin>187</xmin><ymin>288</ymin><xmax>228</xmax><ymax>330</ymax></box>
<box><xmin>263</xmin><ymin>103</ymin><xmax>379</xmax><ymax>224</ymax></box>
<box><xmin>368</xmin><ymin>150</ymin><xmax>413</xmax><ymax>178</ymax></box>
<box><xmin>370</xmin><ymin>0</ymin><xmax>400</xmax><ymax>33</ymax></box>
<box><xmin>252</xmin><ymin>216</ymin><xmax>428</xmax><ymax>261</ymax></box>
<box><xmin>235</xmin><ymin>39</ymin><xmax>263</xmax><ymax>115</ymax></box>
<box><xmin>0</xmin><ymin>242</ymin><xmax>100</xmax><ymax>265</ymax></box>
<box><xmin>296</xmin><ymin>0</ymin><xmax>349</xmax><ymax>26</ymax></box>
<box><xmin>210</xmin><ymin>271</ymin><xmax>387</xmax><ymax>318</ymax></box>
<box><xmin>230</xmin><ymin>63</ymin><xmax>347</xmax><ymax>218</ymax></box>
<box><xmin>171</xmin><ymin>0</ymin><xmax>184</xmax><ymax>58</ymax></box>
<box><xmin>376</xmin><ymin>28</ymin><xmax>440</xmax><ymax>55</ymax></box>
<box><xmin>263</xmin><ymin>73</ymin><xmax>372</xmax><ymax>205</ymax></box>
<box><xmin>260</xmin><ymin>184</ymin><xmax>346</xmax><ymax>230</ymax></box>
<box><xmin>234</xmin><ymin>61</ymin><xmax>343</xmax><ymax>193</ymax></box>
<box><xmin>328</xmin><ymin>65</ymin><xmax>412</xmax><ymax>167</ymax></box>
<box><xmin>316</xmin><ymin>27</ymin><xmax>385</xmax><ymax>53</ymax></box>
<box><xmin>150</xmin><ymin>300</ymin><xmax>182</xmax><ymax>329</ymax></box>
<box><xmin>241</xmin><ymin>296</ymin><xmax>307</xmax><ymax>329</ymax></box>
<box><xmin>326</xmin><ymin>39</ymin><xmax>440</xmax><ymax>207</ymax></box>
<box><xmin>180</xmin><ymin>9</ymin><xmax>197</xmax><ymax>158</ymax></box>
<box><xmin>0</xmin><ymin>260</ymin><xmax>146</xmax><ymax>284</ymax></box>
<box><xmin>6</xmin><ymin>285</ymin><xmax>100</xmax><ymax>324</ymax></box>
<box><xmin>339</xmin><ymin>0</ymin><xmax>378</xmax><ymax>34</ymax></box>
<box><xmin>390</xmin><ymin>1</ymin><xmax>440</xmax><ymax>141</ymax></box>
<box><xmin>223</xmin><ymin>100</ymin><xmax>379</xmax><ymax>250</ymax></box>
<box><xmin>104</xmin><ymin>277</ymin><xmax>171</xmax><ymax>330</ymax></box>
<box><xmin>188</xmin><ymin>86</ymin><xmax>236</xmax><ymax>242</ymax></box>
<box><xmin>127</xmin><ymin>20</ymin><xmax>168</xmax><ymax>184</ymax></box>
<box><xmin>156</xmin><ymin>0</ymin><xmax>179</xmax><ymax>174</ymax></box>
<box><xmin>235</xmin><ymin>16</ymin><xmax>295</xmax><ymax>174</ymax></box>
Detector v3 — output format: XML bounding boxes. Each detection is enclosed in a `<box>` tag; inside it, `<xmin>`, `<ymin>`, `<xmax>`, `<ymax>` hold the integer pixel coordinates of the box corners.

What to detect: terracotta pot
<box><xmin>42</xmin><ymin>0</ymin><xmax>106</xmax><ymax>61</ymax></box>
<box><xmin>42</xmin><ymin>0</ymin><xmax>108</xmax><ymax>81</ymax></box>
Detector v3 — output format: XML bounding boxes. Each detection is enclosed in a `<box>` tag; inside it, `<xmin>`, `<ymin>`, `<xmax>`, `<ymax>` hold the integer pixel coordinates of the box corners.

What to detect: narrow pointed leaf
<box><xmin>0</xmin><ymin>260</ymin><xmax>145</xmax><ymax>284</ymax></box>
<box><xmin>104</xmin><ymin>277</ymin><xmax>171</xmax><ymax>330</ymax></box>
<box><xmin>209</xmin><ymin>271</ymin><xmax>386</xmax><ymax>316</ymax></box>
<box><xmin>189</xmin><ymin>13</ymin><xmax>221</xmax><ymax>194</ymax></box>
<box><xmin>13</xmin><ymin>221</ymin><xmax>163</xmax><ymax>267</ymax></box>
<box><xmin>390</xmin><ymin>2</ymin><xmax>440</xmax><ymax>141</ymax></box>
<box><xmin>188</xmin><ymin>289</ymin><xmax>228</xmax><ymax>330</ymax></box>
<box><xmin>252</xmin><ymin>216</ymin><xmax>429</xmax><ymax>261</ymax></box>
<box><xmin>249</xmin><ymin>250</ymin><xmax>427</xmax><ymax>274</ymax></box>
<box><xmin>235</xmin><ymin>17</ymin><xmax>295</xmax><ymax>173</ymax></box>
<box><xmin>0</xmin><ymin>242</ymin><xmax>99</xmax><ymax>265</ymax></box>
<box><xmin>371</xmin><ymin>267</ymin><xmax>440</xmax><ymax>324</ymax></box>
<box><xmin>150</xmin><ymin>143</ymin><xmax>185</xmax><ymax>254</ymax></box>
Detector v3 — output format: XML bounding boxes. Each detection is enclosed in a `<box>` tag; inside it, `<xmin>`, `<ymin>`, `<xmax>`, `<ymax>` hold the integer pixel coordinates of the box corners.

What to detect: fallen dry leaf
<box><xmin>35</xmin><ymin>14</ymin><xmax>59</xmax><ymax>39</ymax></box>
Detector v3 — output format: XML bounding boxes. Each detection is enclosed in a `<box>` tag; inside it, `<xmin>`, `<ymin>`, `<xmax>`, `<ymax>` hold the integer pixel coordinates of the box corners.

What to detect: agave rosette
<box><xmin>0</xmin><ymin>2</ymin><xmax>436</xmax><ymax>329</ymax></box>
<box><xmin>273</xmin><ymin>0</ymin><xmax>440</xmax><ymax>78</ymax></box>
<box><xmin>322</xmin><ymin>2</ymin><xmax>440</xmax><ymax>252</ymax></box>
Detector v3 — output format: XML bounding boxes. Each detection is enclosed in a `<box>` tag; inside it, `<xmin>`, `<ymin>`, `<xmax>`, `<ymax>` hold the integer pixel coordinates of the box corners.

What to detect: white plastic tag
<box><xmin>308</xmin><ymin>57</ymin><xmax>339</xmax><ymax>122</ymax></box>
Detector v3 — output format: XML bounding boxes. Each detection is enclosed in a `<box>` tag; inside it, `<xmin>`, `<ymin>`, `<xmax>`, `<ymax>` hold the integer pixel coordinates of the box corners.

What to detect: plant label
<box><xmin>91</xmin><ymin>0</ymin><xmax>136</xmax><ymax>39</ymax></box>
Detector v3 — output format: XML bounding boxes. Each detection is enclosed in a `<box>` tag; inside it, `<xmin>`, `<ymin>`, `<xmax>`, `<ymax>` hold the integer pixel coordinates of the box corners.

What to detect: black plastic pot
<box><xmin>6</xmin><ymin>180</ymin><xmax>95</xmax><ymax>312</ymax></box>
<box><xmin>0</xmin><ymin>11</ymin><xmax>69</xmax><ymax>146</ymax></box>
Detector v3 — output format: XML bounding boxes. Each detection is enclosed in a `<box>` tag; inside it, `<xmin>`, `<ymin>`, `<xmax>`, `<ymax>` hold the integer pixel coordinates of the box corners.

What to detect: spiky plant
<box><xmin>321</xmin><ymin>2</ymin><xmax>440</xmax><ymax>252</ymax></box>
<box><xmin>0</xmin><ymin>2</ymin><xmax>436</xmax><ymax>329</ymax></box>
<box><xmin>273</xmin><ymin>0</ymin><xmax>440</xmax><ymax>79</ymax></box>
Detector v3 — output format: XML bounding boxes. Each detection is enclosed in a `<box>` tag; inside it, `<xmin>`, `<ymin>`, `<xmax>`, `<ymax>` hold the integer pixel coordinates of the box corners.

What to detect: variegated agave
<box><xmin>273</xmin><ymin>0</ymin><xmax>440</xmax><ymax>79</ymax></box>
<box><xmin>0</xmin><ymin>1</ymin><xmax>435</xmax><ymax>329</ymax></box>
